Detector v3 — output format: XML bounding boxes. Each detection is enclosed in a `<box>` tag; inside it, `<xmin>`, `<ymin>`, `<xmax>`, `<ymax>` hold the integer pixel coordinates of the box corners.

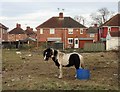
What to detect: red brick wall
<box><xmin>65</xmin><ymin>29</ymin><xmax>87</xmax><ymax>48</ymax></box>
<box><xmin>0</xmin><ymin>28</ymin><xmax>8</xmax><ymax>41</ymax></box>
<box><xmin>37</xmin><ymin>28</ymin><xmax>63</xmax><ymax>42</ymax></box>
<box><xmin>37</xmin><ymin>28</ymin><xmax>87</xmax><ymax>48</ymax></box>
<box><xmin>8</xmin><ymin>34</ymin><xmax>27</xmax><ymax>41</ymax></box>
<box><xmin>86</xmin><ymin>33</ymin><xmax>98</xmax><ymax>42</ymax></box>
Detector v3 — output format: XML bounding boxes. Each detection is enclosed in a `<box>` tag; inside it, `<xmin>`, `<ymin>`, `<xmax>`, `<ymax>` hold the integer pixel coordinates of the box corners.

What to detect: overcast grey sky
<box><xmin>0</xmin><ymin>0</ymin><xmax>119</xmax><ymax>31</ymax></box>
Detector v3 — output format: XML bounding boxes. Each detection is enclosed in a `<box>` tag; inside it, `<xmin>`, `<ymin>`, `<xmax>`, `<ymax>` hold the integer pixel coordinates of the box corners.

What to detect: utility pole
<box><xmin>0</xmin><ymin>24</ymin><xmax>2</xmax><ymax>92</ymax></box>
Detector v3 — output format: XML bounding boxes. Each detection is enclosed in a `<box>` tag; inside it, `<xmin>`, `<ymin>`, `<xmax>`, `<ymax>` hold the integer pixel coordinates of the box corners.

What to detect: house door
<box><xmin>74</xmin><ymin>38</ymin><xmax>79</xmax><ymax>48</ymax></box>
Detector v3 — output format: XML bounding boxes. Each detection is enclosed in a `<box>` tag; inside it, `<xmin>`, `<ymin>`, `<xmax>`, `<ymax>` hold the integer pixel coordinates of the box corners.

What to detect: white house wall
<box><xmin>106</xmin><ymin>37</ymin><xmax>120</xmax><ymax>50</ymax></box>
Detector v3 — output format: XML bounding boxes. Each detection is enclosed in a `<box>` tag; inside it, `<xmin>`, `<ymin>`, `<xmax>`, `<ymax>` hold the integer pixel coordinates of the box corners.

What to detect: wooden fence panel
<box><xmin>84</xmin><ymin>43</ymin><xmax>105</xmax><ymax>52</ymax></box>
<box><xmin>47</xmin><ymin>42</ymin><xmax>64</xmax><ymax>50</ymax></box>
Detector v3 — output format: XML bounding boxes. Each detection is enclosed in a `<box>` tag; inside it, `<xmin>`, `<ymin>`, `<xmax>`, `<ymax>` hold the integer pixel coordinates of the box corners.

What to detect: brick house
<box><xmin>0</xmin><ymin>23</ymin><xmax>8</xmax><ymax>42</ymax></box>
<box><xmin>99</xmin><ymin>13</ymin><xmax>120</xmax><ymax>41</ymax></box>
<box><xmin>99</xmin><ymin>13</ymin><xmax>120</xmax><ymax>50</ymax></box>
<box><xmin>86</xmin><ymin>24</ymin><xmax>99</xmax><ymax>42</ymax></box>
<box><xmin>8</xmin><ymin>24</ymin><xmax>27</xmax><ymax>41</ymax></box>
<box><xmin>25</xmin><ymin>26</ymin><xmax>36</xmax><ymax>39</ymax></box>
<box><xmin>36</xmin><ymin>12</ymin><xmax>88</xmax><ymax>49</ymax></box>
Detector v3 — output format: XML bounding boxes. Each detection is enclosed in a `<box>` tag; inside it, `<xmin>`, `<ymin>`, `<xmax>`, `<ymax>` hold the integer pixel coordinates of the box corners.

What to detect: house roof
<box><xmin>0</xmin><ymin>23</ymin><xmax>8</xmax><ymax>30</ymax></box>
<box><xmin>9</xmin><ymin>24</ymin><xmax>26</xmax><ymax>34</ymax></box>
<box><xmin>102</xmin><ymin>13</ymin><xmax>120</xmax><ymax>26</ymax></box>
<box><xmin>110</xmin><ymin>31</ymin><xmax>120</xmax><ymax>37</ymax></box>
<box><xmin>25</xmin><ymin>27</ymin><xmax>36</xmax><ymax>35</ymax></box>
<box><xmin>36</xmin><ymin>16</ymin><xmax>86</xmax><ymax>29</ymax></box>
<box><xmin>9</xmin><ymin>27</ymin><xmax>25</xmax><ymax>34</ymax></box>
<box><xmin>87</xmin><ymin>27</ymin><xmax>98</xmax><ymax>33</ymax></box>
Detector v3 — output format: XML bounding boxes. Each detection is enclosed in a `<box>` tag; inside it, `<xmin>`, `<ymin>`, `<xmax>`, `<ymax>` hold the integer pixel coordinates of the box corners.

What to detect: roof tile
<box><xmin>102</xmin><ymin>14</ymin><xmax>120</xmax><ymax>26</ymax></box>
<box><xmin>9</xmin><ymin>27</ymin><xmax>25</xmax><ymax>34</ymax></box>
<box><xmin>36</xmin><ymin>17</ymin><xmax>86</xmax><ymax>29</ymax></box>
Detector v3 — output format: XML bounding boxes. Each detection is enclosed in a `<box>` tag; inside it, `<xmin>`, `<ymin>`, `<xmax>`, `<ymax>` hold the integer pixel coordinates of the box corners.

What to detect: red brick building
<box><xmin>86</xmin><ymin>24</ymin><xmax>99</xmax><ymax>42</ymax></box>
<box><xmin>0</xmin><ymin>23</ymin><xmax>8</xmax><ymax>42</ymax></box>
<box><xmin>99</xmin><ymin>13</ymin><xmax>120</xmax><ymax>41</ymax></box>
<box><xmin>8</xmin><ymin>24</ymin><xmax>27</xmax><ymax>41</ymax></box>
<box><xmin>25</xmin><ymin>26</ymin><xmax>37</xmax><ymax>39</ymax></box>
<box><xmin>36</xmin><ymin>12</ymin><xmax>90</xmax><ymax>48</ymax></box>
<box><xmin>8</xmin><ymin>24</ymin><xmax>37</xmax><ymax>42</ymax></box>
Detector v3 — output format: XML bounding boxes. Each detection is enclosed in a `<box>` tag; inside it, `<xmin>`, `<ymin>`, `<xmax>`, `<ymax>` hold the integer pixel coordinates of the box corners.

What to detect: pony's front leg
<box><xmin>58</xmin><ymin>64</ymin><xmax>63</xmax><ymax>79</ymax></box>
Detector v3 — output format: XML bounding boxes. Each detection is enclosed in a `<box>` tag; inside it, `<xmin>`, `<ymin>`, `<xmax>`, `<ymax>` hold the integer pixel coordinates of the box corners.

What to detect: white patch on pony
<box><xmin>51</xmin><ymin>48</ymin><xmax>54</xmax><ymax>58</ymax></box>
<box><xmin>57</xmin><ymin>51</ymin><xmax>84</xmax><ymax>78</ymax></box>
<box><xmin>44</xmin><ymin>52</ymin><xmax>47</xmax><ymax>60</ymax></box>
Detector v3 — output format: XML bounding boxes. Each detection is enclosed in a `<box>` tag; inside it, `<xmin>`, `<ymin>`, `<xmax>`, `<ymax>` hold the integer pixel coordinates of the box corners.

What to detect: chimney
<box><xmin>94</xmin><ymin>24</ymin><xmax>98</xmax><ymax>27</ymax></box>
<box><xmin>16</xmin><ymin>23</ymin><xmax>21</xmax><ymax>28</ymax></box>
<box><xmin>59</xmin><ymin>12</ymin><xmax>63</xmax><ymax>18</ymax></box>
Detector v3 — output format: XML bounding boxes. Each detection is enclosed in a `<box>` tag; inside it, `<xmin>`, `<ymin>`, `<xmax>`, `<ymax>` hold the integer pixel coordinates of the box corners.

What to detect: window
<box><xmin>75</xmin><ymin>40</ymin><xmax>78</xmax><ymax>44</ymax></box>
<box><xmin>68</xmin><ymin>29</ymin><xmax>73</xmax><ymax>34</ymax></box>
<box><xmin>40</xmin><ymin>29</ymin><xmax>43</xmax><ymax>34</ymax></box>
<box><xmin>90</xmin><ymin>34</ymin><xmax>95</xmax><ymax>37</ymax></box>
<box><xmin>80</xmin><ymin>28</ymin><xmax>83</xmax><ymax>34</ymax></box>
<box><xmin>50</xmin><ymin>29</ymin><xmax>55</xmax><ymax>34</ymax></box>
<box><xmin>2</xmin><ymin>29</ymin><xmax>5</xmax><ymax>34</ymax></box>
<box><xmin>68</xmin><ymin>38</ymin><xmax>73</xmax><ymax>44</ymax></box>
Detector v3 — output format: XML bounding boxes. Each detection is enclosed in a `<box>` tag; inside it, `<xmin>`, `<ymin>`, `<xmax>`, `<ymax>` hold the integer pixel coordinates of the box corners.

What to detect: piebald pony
<box><xmin>43</xmin><ymin>48</ymin><xmax>84</xmax><ymax>78</ymax></box>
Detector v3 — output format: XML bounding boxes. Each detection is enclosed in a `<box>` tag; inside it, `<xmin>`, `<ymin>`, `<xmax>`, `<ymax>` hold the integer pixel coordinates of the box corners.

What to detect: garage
<box><xmin>79</xmin><ymin>38</ymin><xmax>93</xmax><ymax>48</ymax></box>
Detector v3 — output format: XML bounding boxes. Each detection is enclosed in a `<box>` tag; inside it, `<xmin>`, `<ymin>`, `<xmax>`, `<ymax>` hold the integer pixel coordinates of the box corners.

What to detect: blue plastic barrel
<box><xmin>76</xmin><ymin>68</ymin><xmax>90</xmax><ymax>80</ymax></box>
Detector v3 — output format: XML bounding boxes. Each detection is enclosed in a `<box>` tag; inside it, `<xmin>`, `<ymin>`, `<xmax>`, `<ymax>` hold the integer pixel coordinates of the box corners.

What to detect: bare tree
<box><xmin>98</xmin><ymin>7</ymin><xmax>110</xmax><ymax>23</ymax></box>
<box><xmin>74</xmin><ymin>15</ymin><xmax>85</xmax><ymax>25</ymax></box>
<box><xmin>90</xmin><ymin>13</ymin><xmax>103</xmax><ymax>25</ymax></box>
<box><xmin>90</xmin><ymin>7</ymin><xmax>115</xmax><ymax>26</ymax></box>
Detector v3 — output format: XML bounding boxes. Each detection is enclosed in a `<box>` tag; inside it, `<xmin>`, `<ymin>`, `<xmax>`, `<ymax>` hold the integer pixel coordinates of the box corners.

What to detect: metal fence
<box><xmin>84</xmin><ymin>42</ymin><xmax>105</xmax><ymax>52</ymax></box>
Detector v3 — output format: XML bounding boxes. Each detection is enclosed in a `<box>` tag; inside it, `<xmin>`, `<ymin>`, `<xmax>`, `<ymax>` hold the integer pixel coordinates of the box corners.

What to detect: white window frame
<box><xmin>2</xmin><ymin>29</ymin><xmax>5</xmax><ymax>34</ymax></box>
<box><xmin>50</xmin><ymin>29</ymin><xmax>55</xmax><ymax>34</ymax></box>
<box><xmin>90</xmin><ymin>34</ymin><xmax>95</xmax><ymax>37</ymax></box>
<box><xmin>68</xmin><ymin>38</ymin><xmax>73</xmax><ymax>44</ymax></box>
<box><xmin>80</xmin><ymin>28</ymin><xmax>83</xmax><ymax>34</ymax></box>
<box><xmin>40</xmin><ymin>29</ymin><xmax>43</xmax><ymax>34</ymax></box>
<box><xmin>68</xmin><ymin>29</ymin><xmax>73</xmax><ymax>34</ymax></box>
<box><xmin>108</xmin><ymin>27</ymin><xmax>111</xmax><ymax>32</ymax></box>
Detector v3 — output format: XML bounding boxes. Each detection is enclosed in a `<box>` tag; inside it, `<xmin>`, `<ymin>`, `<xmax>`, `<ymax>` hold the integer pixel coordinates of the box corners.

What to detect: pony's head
<box><xmin>43</xmin><ymin>48</ymin><xmax>53</xmax><ymax>61</ymax></box>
